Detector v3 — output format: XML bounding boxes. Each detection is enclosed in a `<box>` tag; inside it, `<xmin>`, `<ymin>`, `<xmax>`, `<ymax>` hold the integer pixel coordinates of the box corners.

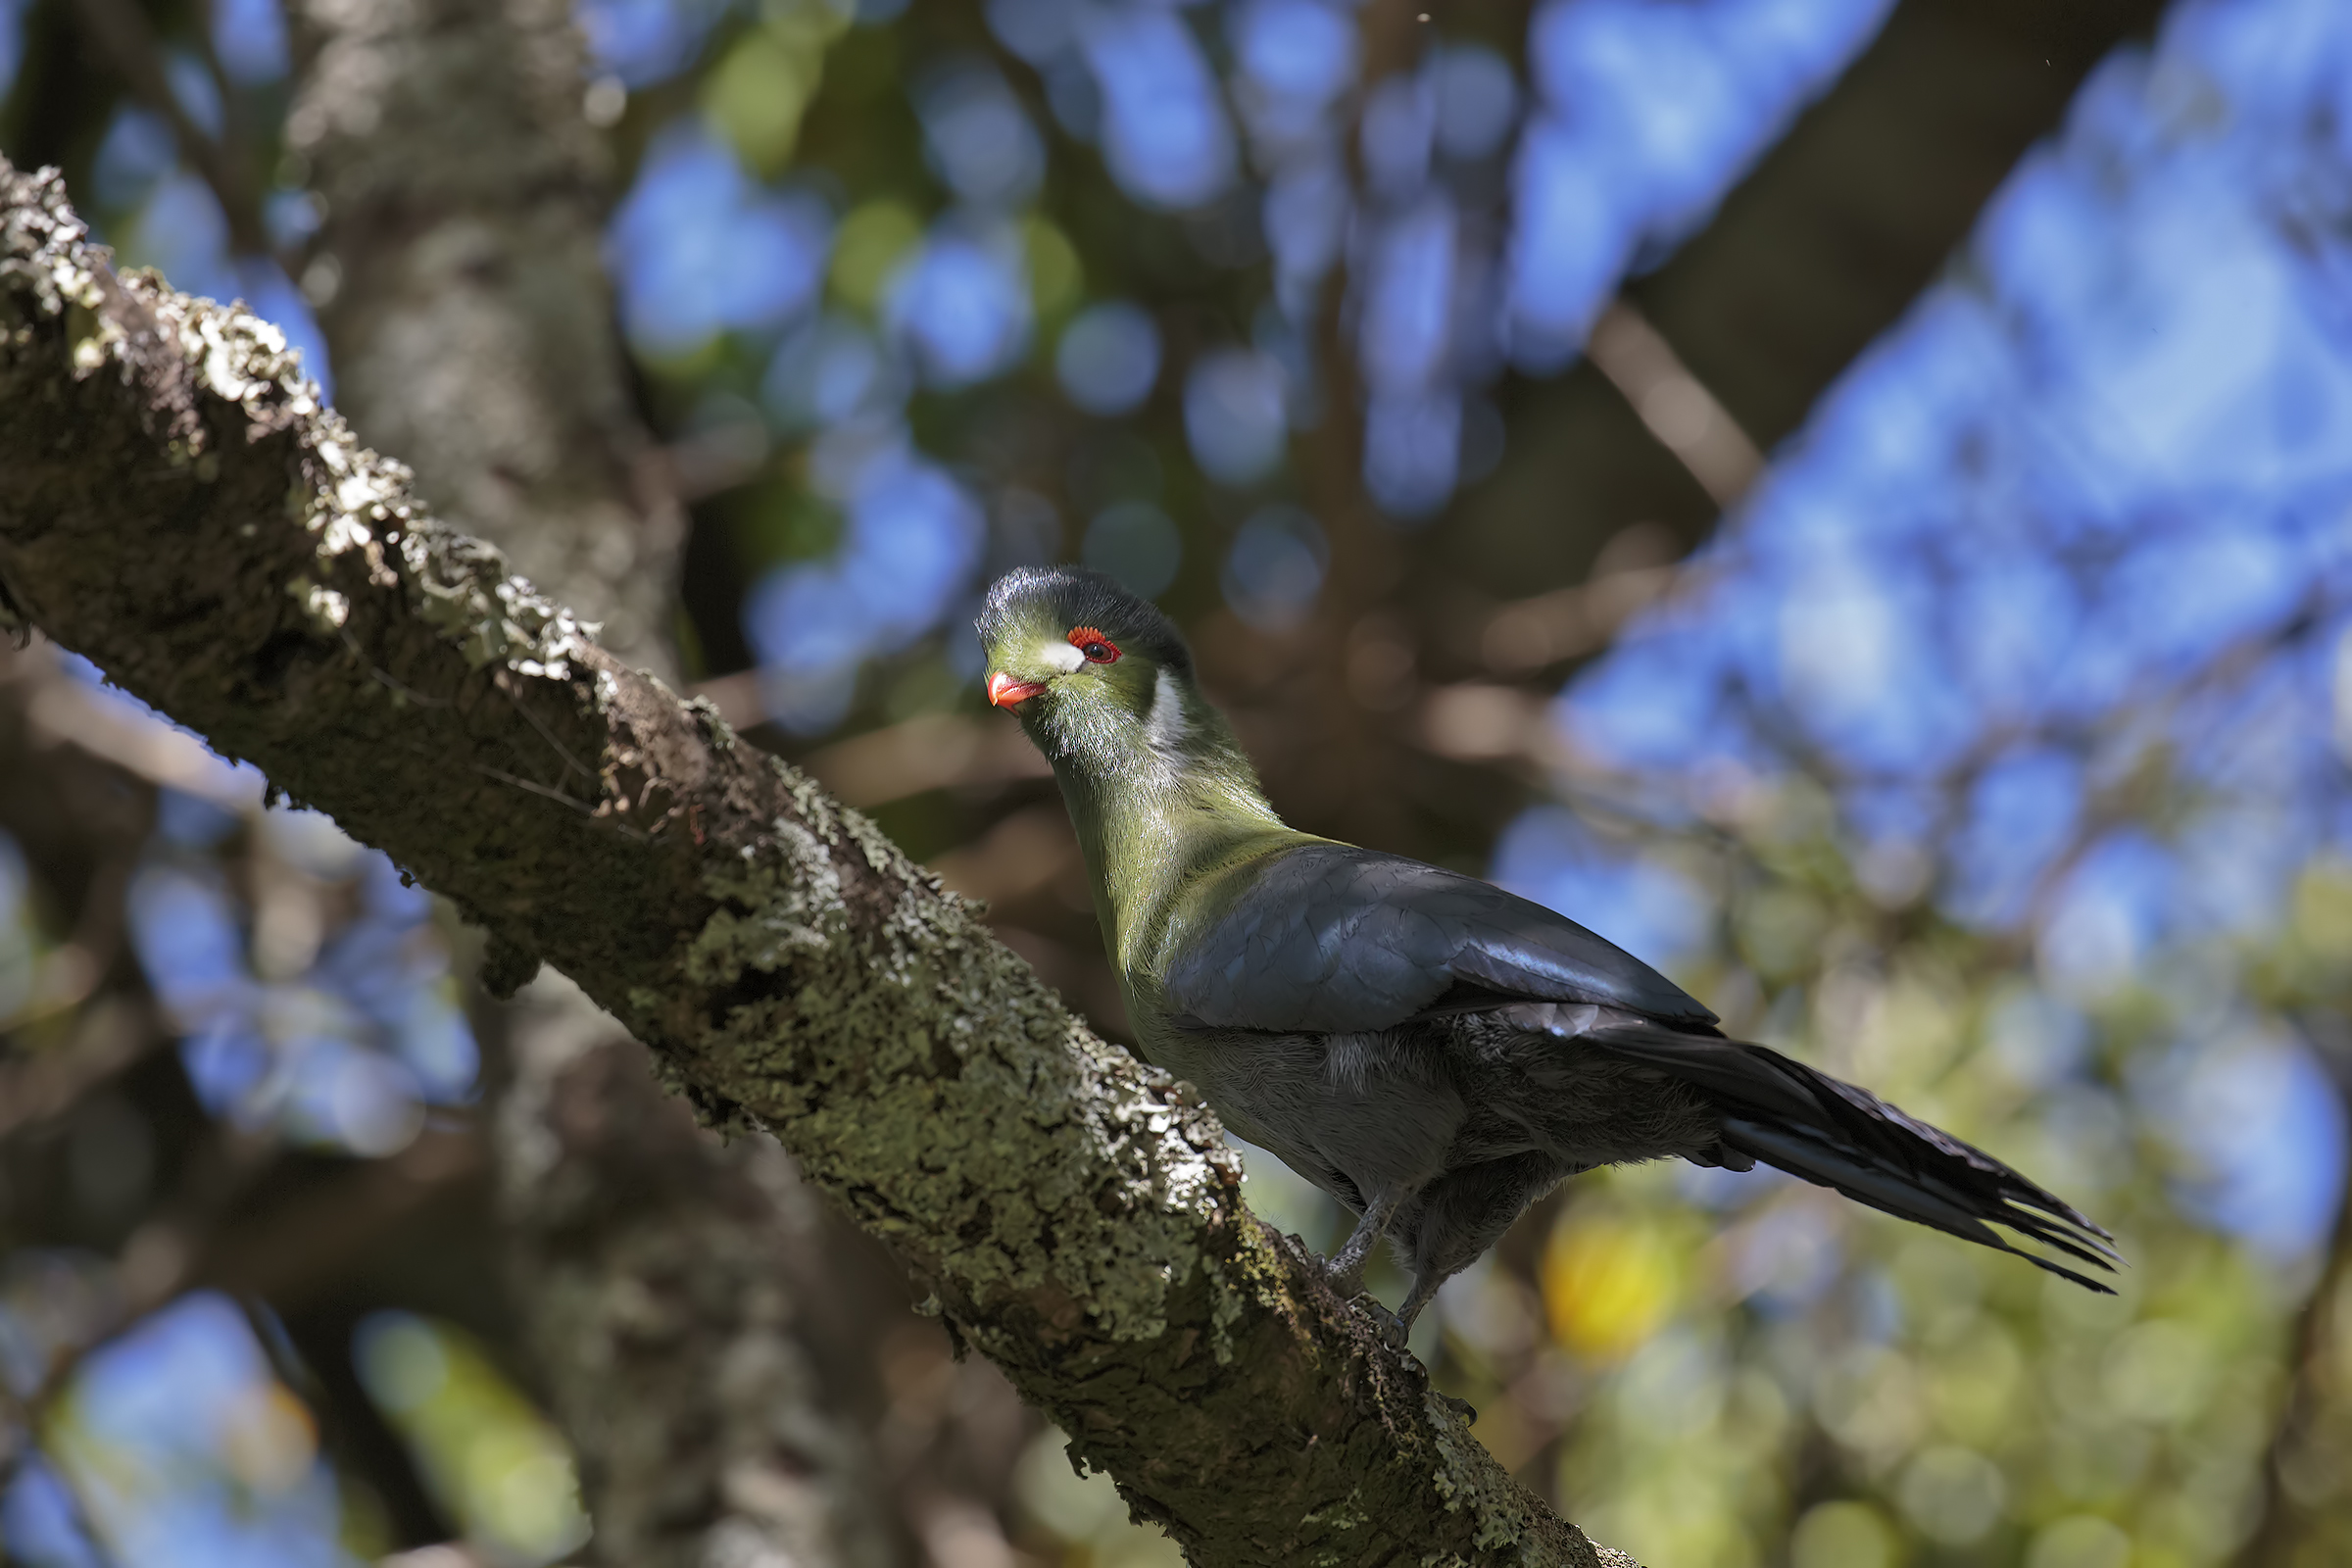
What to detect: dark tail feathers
<box><xmin>1587</xmin><ymin>1022</ymin><xmax>2121</xmax><ymax>1294</ymax></box>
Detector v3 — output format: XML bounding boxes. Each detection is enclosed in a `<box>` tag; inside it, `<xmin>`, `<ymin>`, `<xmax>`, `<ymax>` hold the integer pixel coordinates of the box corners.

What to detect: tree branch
<box><xmin>71</xmin><ymin>0</ymin><xmax>273</xmax><ymax>260</ymax></box>
<box><xmin>0</xmin><ymin>159</ymin><xmax>1638</xmax><ymax>1568</ymax></box>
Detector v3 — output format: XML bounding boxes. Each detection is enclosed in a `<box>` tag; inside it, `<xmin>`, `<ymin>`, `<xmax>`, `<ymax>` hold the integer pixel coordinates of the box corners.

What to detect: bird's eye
<box><xmin>1067</xmin><ymin>626</ymin><xmax>1120</xmax><ymax>663</ymax></box>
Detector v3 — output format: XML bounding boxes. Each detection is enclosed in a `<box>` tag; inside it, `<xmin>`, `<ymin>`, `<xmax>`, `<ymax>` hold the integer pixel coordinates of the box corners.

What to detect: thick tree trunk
<box><xmin>0</xmin><ymin>160</ymin><xmax>1638</xmax><ymax>1568</ymax></box>
<box><xmin>287</xmin><ymin>0</ymin><xmax>680</xmax><ymax>677</ymax></box>
<box><xmin>497</xmin><ymin>981</ymin><xmax>901</xmax><ymax>1568</ymax></box>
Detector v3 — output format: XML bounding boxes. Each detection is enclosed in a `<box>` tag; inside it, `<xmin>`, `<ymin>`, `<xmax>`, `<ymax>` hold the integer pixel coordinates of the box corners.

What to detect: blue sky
<box><xmin>1526</xmin><ymin>0</ymin><xmax>2352</xmax><ymax>1261</ymax></box>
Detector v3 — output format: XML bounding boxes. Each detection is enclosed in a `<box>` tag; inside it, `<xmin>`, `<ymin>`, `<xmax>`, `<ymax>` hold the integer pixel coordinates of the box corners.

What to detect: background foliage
<box><xmin>4</xmin><ymin>0</ymin><xmax>2351</xmax><ymax>1564</ymax></box>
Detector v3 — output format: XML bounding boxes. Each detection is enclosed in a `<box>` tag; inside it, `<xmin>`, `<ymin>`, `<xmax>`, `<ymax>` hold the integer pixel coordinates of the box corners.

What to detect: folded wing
<box><xmin>1160</xmin><ymin>842</ymin><xmax>1718</xmax><ymax>1034</ymax></box>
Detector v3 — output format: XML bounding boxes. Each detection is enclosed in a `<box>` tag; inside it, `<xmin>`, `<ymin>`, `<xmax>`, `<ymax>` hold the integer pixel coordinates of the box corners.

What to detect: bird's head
<box><xmin>977</xmin><ymin>565</ymin><xmax>1192</xmax><ymax>730</ymax></box>
<box><xmin>979</xmin><ymin>565</ymin><xmax>1281</xmax><ymax>853</ymax></box>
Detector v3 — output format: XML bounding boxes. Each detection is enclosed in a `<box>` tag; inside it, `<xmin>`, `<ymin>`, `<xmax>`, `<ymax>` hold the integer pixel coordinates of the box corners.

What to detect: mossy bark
<box><xmin>284</xmin><ymin>3</ymin><xmax>926</xmax><ymax>1559</ymax></box>
<box><xmin>0</xmin><ymin>160</ymin><xmax>1637</xmax><ymax>1568</ymax></box>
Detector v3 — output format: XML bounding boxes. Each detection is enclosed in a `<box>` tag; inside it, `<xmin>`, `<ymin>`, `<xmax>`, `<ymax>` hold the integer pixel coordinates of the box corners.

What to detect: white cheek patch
<box><xmin>1145</xmin><ymin>665</ymin><xmax>1190</xmax><ymax>751</ymax></box>
<box><xmin>1041</xmin><ymin>640</ymin><xmax>1086</xmax><ymax>673</ymax></box>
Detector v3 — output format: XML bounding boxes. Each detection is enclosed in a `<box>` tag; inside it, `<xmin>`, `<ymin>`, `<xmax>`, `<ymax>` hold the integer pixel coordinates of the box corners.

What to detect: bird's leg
<box><xmin>1396</xmin><ymin>1270</ymin><xmax>1444</xmax><ymax>1336</ymax></box>
<box><xmin>1323</xmin><ymin>1187</ymin><xmax>1402</xmax><ymax>1295</ymax></box>
<box><xmin>1346</xmin><ymin>1271</ymin><xmax>1445</xmax><ymax>1359</ymax></box>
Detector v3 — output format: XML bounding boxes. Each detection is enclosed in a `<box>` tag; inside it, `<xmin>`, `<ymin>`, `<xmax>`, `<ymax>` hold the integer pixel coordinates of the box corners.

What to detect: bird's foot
<box><xmin>1351</xmin><ymin>1293</ymin><xmax>1410</xmax><ymax>1352</ymax></box>
<box><xmin>1436</xmin><ymin>1392</ymin><xmax>1479</xmax><ymax>1423</ymax></box>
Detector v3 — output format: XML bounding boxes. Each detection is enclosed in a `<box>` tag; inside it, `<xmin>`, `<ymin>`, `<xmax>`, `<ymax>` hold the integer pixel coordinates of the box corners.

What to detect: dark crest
<box><xmin>977</xmin><ymin>566</ymin><xmax>1194</xmax><ymax>678</ymax></box>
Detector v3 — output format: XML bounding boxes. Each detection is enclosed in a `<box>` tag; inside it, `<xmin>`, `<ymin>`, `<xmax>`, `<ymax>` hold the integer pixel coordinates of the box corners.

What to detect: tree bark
<box><xmin>278</xmin><ymin>5</ymin><xmax>953</xmax><ymax>1563</ymax></box>
<box><xmin>0</xmin><ymin>159</ymin><xmax>1641</xmax><ymax>1568</ymax></box>
<box><xmin>496</xmin><ymin>981</ymin><xmax>901</xmax><ymax>1568</ymax></box>
<box><xmin>287</xmin><ymin>0</ymin><xmax>681</xmax><ymax>677</ymax></box>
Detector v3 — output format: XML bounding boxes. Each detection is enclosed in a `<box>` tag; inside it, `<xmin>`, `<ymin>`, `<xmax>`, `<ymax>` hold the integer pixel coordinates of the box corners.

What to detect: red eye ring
<box><xmin>1067</xmin><ymin>626</ymin><xmax>1121</xmax><ymax>663</ymax></box>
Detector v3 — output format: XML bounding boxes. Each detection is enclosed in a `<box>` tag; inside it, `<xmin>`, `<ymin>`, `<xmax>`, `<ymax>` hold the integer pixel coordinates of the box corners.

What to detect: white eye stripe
<box><xmin>1042</xmin><ymin>640</ymin><xmax>1086</xmax><ymax>672</ymax></box>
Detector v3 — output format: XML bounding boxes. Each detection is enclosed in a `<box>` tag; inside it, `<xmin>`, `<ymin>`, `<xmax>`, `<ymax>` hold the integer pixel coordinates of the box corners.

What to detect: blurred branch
<box><xmin>804</xmin><ymin>710</ymin><xmax>1054</xmax><ymax>807</ymax></box>
<box><xmin>9</xmin><ymin>638</ymin><xmax>266</xmax><ymax>808</ymax></box>
<box><xmin>1476</xmin><ymin>524</ymin><xmax>1682</xmax><ymax>678</ymax></box>
<box><xmin>71</xmin><ymin>0</ymin><xmax>272</xmax><ymax>258</ymax></box>
<box><xmin>1451</xmin><ymin>0</ymin><xmax>2170</xmax><ymax>639</ymax></box>
<box><xmin>182</xmin><ymin>0</ymin><xmax>260</xmax><ymax>194</ymax></box>
<box><xmin>1626</xmin><ymin>0</ymin><xmax>2171</xmax><ymax>450</ymax></box>
<box><xmin>928</xmin><ymin>804</ymin><xmax>1081</xmax><ymax>908</ymax></box>
<box><xmin>1255</xmin><ymin>39</ymin><xmax>1417</xmax><ymax>858</ymax></box>
<box><xmin>0</xmin><ymin>644</ymin><xmax>179</xmax><ymax>1136</ymax></box>
<box><xmin>494</xmin><ymin>992</ymin><xmax>905</xmax><ymax>1568</ymax></box>
<box><xmin>0</xmin><ymin>160</ymin><xmax>1639</xmax><ymax>1568</ymax></box>
<box><xmin>1583</xmin><ymin>302</ymin><xmax>1762</xmax><ymax>511</ymax></box>
<box><xmin>0</xmin><ymin>999</ymin><xmax>155</xmax><ymax>1141</ymax></box>
<box><xmin>680</xmin><ymin>685</ymin><xmax>1059</xmax><ymax>809</ymax></box>
<box><xmin>190</xmin><ymin>1125</ymin><xmax>487</xmax><ymax>1302</ymax></box>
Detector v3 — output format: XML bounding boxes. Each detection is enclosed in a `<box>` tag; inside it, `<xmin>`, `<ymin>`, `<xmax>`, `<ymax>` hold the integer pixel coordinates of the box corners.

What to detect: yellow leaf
<box><xmin>1543</xmin><ymin>1210</ymin><xmax>1679</xmax><ymax>1361</ymax></box>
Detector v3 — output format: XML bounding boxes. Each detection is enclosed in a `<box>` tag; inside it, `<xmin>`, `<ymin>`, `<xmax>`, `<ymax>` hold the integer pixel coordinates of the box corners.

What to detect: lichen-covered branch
<box><xmin>0</xmin><ymin>159</ymin><xmax>1635</xmax><ymax>1568</ymax></box>
<box><xmin>282</xmin><ymin>3</ymin><xmax>922</xmax><ymax>1559</ymax></box>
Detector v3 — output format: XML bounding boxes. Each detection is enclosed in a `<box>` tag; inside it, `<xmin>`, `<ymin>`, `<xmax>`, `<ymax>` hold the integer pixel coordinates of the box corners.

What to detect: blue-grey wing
<box><xmin>1160</xmin><ymin>843</ymin><xmax>1717</xmax><ymax>1034</ymax></box>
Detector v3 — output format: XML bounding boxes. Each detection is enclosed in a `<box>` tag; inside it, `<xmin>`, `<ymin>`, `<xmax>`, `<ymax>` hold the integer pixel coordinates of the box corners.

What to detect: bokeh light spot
<box><xmin>1788</xmin><ymin>1500</ymin><xmax>1895</xmax><ymax>1568</ymax></box>
<box><xmin>1056</xmin><ymin>302</ymin><xmax>1161</xmax><ymax>416</ymax></box>
<box><xmin>356</xmin><ymin>1313</ymin><xmax>589</xmax><ymax>1565</ymax></box>
<box><xmin>885</xmin><ymin>222</ymin><xmax>1035</xmax><ymax>388</ymax></box>
<box><xmin>1184</xmin><ymin>348</ymin><xmax>1289</xmax><ymax>486</ymax></box>
<box><xmin>1542</xmin><ymin>1210</ymin><xmax>1678</xmax><ymax>1361</ymax></box>
<box><xmin>1083</xmin><ymin>7</ymin><xmax>1237</xmax><ymax>210</ymax></box>
<box><xmin>1082</xmin><ymin>502</ymin><xmax>1183</xmax><ymax>600</ymax></box>
<box><xmin>1222</xmin><ymin>506</ymin><xmax>1328</xmax><ymax>632</ymax></box>
<box><xmin>916</xmin><ymin>61</ymin><xmax>1045</xmax><ymax>206</ymax></box>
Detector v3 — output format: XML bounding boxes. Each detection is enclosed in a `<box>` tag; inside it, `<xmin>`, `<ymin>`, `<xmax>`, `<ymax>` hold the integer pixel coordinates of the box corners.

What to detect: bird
<box><xmin>976</xmin><ymin>564</ymin><xmax>2117</xmax><ymax>1338</ymax></box>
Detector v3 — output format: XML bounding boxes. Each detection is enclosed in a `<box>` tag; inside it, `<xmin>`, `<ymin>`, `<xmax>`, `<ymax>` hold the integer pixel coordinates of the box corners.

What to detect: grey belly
<box><xmin>1147</xmin><ymin>1023</ymin><xmax>1480</xmax><ymax>1213</ymax></box>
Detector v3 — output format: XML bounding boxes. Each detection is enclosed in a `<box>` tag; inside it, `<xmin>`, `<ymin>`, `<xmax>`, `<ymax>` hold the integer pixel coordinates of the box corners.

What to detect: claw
<box><xmin>1436</xmin><ymin>1392</ymin><xmax>1478</xmax><ymax>1423</ymax></box>
<box><xmin>1352</xmin><ymin>1292</ymin><xmax>1410</xmax><ymax>1350</ymax></box>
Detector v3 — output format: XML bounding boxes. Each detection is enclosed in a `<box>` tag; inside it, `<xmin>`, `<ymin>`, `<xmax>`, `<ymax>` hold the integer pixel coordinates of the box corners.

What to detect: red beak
<box><xmin>987</xmin><ymin>671</ymin><xmax>1048</xmax><ymax>709</ymax></box>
